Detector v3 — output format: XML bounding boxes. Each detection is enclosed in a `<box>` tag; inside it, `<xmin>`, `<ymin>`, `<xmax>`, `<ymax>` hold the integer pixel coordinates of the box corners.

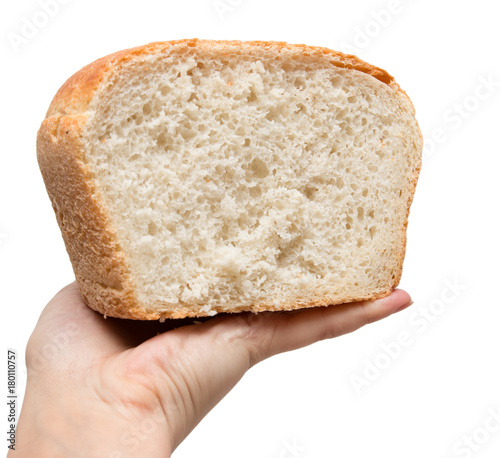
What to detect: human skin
<box><xmin>9</xmin><ymin>282</ymin><xmax>412</xmax><ymax>457</ymax></box>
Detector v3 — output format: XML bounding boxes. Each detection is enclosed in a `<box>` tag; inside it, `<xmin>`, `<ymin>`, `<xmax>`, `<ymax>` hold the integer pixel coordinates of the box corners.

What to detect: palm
<box><xmin>28</xmin><ymin>283</ymin><xmax>192</xmax><ymax>366</ymax></box>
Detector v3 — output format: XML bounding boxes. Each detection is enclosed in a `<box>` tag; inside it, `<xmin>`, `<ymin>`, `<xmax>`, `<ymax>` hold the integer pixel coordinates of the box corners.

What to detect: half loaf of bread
<box><xmin>37</xmin><ymin>39</ymin><xmax>422</xmax><ymax>319</ymax></box>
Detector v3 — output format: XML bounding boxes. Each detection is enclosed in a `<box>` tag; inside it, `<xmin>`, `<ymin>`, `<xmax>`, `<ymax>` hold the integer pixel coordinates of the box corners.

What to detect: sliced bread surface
<box><xmin>37</xmin><ymin>39</ymin><xmax>422</xmax><ymax>319</ymax></box>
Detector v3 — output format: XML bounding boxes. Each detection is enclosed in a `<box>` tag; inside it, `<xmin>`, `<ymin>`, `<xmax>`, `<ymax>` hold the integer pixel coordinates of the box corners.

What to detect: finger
<box><xmin>137</xmin><ymin>289</ymin><xmax>410</xmax><ymax>376</ymax></box>
<box><xmin>229</xmin><ymin>289</ymin><xmax>412</xmax><ymax>365</ymax></box>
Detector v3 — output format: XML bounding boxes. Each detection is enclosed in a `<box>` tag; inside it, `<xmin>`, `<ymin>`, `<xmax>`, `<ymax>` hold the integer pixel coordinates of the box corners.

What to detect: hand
<box><xmin>10</xmin><ymin>282</ymin><xmax>412</xmax><ymax>457</ymax></box>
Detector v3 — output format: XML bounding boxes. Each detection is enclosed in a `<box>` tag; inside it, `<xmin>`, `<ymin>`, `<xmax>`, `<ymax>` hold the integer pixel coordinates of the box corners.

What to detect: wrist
<box><xmin>10</xmin><ymin>374</ymin><xmax>172</xmax><ymax>458</ymax></box>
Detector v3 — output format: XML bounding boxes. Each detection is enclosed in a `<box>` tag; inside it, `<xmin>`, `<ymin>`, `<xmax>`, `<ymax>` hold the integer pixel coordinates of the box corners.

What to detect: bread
<box><xmin>37</xmin><ymin>39</ymin><xmax>422</xmax><ymax>320</ymax></box>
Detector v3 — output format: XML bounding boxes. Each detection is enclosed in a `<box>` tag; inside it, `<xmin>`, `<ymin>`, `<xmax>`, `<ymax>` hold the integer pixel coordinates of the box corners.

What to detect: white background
<box><xmin>2</xmin><ymin>0</ymin><xmax>500</xmax><ymax>457</ymax></box>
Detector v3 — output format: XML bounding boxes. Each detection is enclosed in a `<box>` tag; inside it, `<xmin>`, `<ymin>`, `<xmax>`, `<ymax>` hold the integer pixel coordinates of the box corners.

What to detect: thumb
<box><xmin>128</xmin><ymin>289</ymin><xmax>411</xmax><ymax>451</ymax></box>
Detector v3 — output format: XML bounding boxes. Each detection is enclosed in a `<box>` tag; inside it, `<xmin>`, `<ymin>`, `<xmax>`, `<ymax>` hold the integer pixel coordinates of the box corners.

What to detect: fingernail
<box><xmin>393</xmin><ymin>300</ymin><xmax>414</xmax><ymax>314</ymax></box>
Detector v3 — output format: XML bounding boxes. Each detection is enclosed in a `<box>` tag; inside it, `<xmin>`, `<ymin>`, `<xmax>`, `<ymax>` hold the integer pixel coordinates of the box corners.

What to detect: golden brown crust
<box><xmin>38</xmin><ymin>39</ymin><xmax>421</xmax><ymax>320</ymax></box>
<box><xmin>37</xmin><ymin>116</ymin><xmax>143</xmax><ymax>319</ymax></box>
<box><xmin>45</xmin><ymin>39</ymin><xmax>411</xmax><ymax>118</ymax></box>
